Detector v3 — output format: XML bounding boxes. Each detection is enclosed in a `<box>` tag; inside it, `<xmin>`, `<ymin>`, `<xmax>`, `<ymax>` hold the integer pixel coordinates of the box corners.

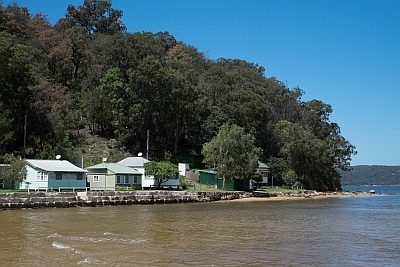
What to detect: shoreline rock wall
<box><xmin>0</xmin><ymin>191</ymin><xmax>252</xmax><ymax>210</ymax></box>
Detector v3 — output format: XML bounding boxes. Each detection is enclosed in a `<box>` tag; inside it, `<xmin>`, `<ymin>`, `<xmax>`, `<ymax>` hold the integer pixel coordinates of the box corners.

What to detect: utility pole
<box><xmin>23</xmin><ymin>112</ymin><xmax>27</xmax><ymax>159</ymax></box>
<box><xmin>146</xmin><ymin>129</ymin><xmax>149</xmax><ymax>159</ymax></box>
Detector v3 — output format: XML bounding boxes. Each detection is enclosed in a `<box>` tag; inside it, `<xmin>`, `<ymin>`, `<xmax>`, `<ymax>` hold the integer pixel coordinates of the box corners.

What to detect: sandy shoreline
<box><xmin>228</xmin><ymin>191</ymin><xmax>375</xmax><ymax>202</ymax></box>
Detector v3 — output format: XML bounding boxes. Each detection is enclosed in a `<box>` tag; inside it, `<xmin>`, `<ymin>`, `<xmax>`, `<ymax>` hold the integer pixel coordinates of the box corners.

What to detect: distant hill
<box><xmin>339</xmin><ymin>165</ymin><xmax>400</xmax><ymax>185</ymax></box>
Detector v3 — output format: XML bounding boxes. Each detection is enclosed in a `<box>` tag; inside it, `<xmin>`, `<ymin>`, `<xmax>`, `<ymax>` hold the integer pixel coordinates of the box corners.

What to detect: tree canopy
<box><xmin>202</xmin><ymin>124</ymin><xmax>262</xmax><ymax>190</ymax></box>
<box><xmin>0</xmin><ymin>1</ymin><xmax>356</xmax><ymax>191</ymax></box>
<box><xmin>0</xmin><ymin>154</ymin><xmax>27</xmax><ymax>190</ymax></box>
<box><xmin>144</xmin><ymin>161</ymin><xmax>178</xmax><ymax>189</ymax></box>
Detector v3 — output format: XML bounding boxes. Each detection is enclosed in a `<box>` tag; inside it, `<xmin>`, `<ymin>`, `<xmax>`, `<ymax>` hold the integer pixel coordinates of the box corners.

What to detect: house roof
<box><xmin>86</xmin><ymin>163</ymin><xmax>142</xmax><ymax>175</ymax></box>
<box><xmin>118</xmin><ymin>157</ymin><xmax>150</xmax><ymax>167</ymax></box>
<box><xmin>198</xmin><ymin>169</ymin><xmax>217</xmax><ymax>175</ymax></box>
<box><xmin>258</xmin><ymin>161</ymin><xmax>269</xmax><ymax>169</ymax></box>
<box><xmin>26</xmin><ymin>159</ymin><xmax>87</xmax><ymax>172</ymax></box>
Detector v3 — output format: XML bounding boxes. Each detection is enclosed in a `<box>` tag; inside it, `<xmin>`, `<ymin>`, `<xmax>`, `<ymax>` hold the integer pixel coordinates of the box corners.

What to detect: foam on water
<box><xmin>48</xmin><ymin>232</ymin><xmax>147</xmax><ymax>245</ymax></box>
<box><xmin>52</xmin><ymin>242</ymin><xmax>73</xmax><ymax>250</ymax></box>
<box><xmin>47</xmin><ymin>233</ymin><xmax>63</xmax><ymax>239</ymax></box>
<box><xmin>77</xmin><ymin>257</ymin><xmax>106</xmax><ymax>265</ymax></box>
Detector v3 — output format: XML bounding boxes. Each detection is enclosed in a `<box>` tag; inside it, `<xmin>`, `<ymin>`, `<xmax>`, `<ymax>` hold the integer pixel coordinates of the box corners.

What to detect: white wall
<box><xmin>21</xmin><ymin>165</ymin><xmax>48</xmax><ymax>190</ymax></box>
<box><xmin>178</xmin><ymin>163</ymin><xmax>189</xmax><ymax>177</ymax></box>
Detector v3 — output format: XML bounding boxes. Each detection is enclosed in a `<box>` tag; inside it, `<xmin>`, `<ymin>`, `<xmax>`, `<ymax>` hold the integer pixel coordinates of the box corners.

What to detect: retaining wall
<box><xmin>0</xmin><ymin>191</ymin><xmax>251</xmax><ymax>210</ymax></box>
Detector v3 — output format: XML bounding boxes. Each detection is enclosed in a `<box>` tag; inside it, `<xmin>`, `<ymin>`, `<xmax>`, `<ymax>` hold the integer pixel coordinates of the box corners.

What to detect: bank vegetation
<box><xmin>0</xmin><ymin>1</ymin><xmax>356</xmax><ymax>191</ymax></box>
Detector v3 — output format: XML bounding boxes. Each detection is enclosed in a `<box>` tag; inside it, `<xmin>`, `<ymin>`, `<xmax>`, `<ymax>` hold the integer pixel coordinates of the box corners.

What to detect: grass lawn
<box><xmin>0</xmin><ymin>189</ymin><xmax>29</xmax><ymax>193</ymax></box>
<box><xmin>184</xmin><ymin>181</ymin><xmax>226</xmax><ymax>193</ymax></box>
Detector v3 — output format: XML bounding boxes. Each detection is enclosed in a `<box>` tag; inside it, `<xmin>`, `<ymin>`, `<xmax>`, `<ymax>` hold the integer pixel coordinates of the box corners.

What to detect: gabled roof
<box><xmin>86</xmin><ymin>163</ymin><xmax>142</xmax><ymax>175</ymax></box>
<box><xmin>258</xmin><ymin>161</ymin><xmax>269</xmax><ymax>169</ymax></box>
<box><xmin>118</xmin><ymin>157</ymin><xmax>150</xmax><ymax>168</ymax></box>
<box><xmin>26</xmin><ymin>159</ymin><xmax>87</xmax><ymax>172</ymax></box>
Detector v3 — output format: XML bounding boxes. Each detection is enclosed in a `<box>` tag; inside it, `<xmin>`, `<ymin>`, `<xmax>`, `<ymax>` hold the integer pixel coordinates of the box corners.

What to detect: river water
<box><xmin>1</xmin><ymin>186</ymin><xmax>399</xmax><ymax>266</ymax></box>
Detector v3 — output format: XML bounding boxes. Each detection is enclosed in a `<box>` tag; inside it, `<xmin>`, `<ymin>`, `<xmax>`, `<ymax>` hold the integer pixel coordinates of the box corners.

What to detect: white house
<box><xmin>21</xmin><ymin>159</ymin><xmax>88</xmax><ymax>191</ymax></box>
<box><xmin>118</xmin><ymin>157</ymin><xmax>180</xmax><ymax>189</ymax></box>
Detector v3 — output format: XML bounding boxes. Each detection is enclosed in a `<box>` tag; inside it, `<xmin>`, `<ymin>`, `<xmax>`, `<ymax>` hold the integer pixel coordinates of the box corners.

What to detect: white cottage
<box><xmin>21</xmin><ymin>159</ymin><xmax>87</xmax><ymax>191</ymax></box>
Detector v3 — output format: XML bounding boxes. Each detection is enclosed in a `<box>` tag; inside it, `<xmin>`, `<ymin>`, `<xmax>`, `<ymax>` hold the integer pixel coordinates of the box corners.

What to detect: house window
<box><xmin>37</xmin><ymin>172</ymin><xmax>48</xmax><ymax>181</ymax></box>
<box><xmin>77</xmin><ymin>173</ymin><xmax>83</xmax><ymax>180</ymax></box>
<box><xmin>93</xmin><ymin>175</ymin><xmax>99</xmax><ymax>182</ymax></box>
<box><xmin>116</xmin><ymin>175</ymin><xmax>122</xmax><ymax>184</ymax></box>
<box><xmin>125</xmin><ymin>176</ymin><xmax>131</xmax><ymax>184</ymax></box>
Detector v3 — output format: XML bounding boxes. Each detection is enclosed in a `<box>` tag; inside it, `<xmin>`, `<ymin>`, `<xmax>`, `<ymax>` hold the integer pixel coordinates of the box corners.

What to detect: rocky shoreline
<box><xmin>0</xmin><ymin>190</ymin><xmax>374</xmax><ymax>210</ymax></box>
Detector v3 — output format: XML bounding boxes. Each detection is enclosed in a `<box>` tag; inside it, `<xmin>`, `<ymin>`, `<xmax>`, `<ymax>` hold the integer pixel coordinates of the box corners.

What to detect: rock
<box><xmin>369</xmin><ymin>189</ymin><xmax>376</xmax><ymax>194</ymax></box>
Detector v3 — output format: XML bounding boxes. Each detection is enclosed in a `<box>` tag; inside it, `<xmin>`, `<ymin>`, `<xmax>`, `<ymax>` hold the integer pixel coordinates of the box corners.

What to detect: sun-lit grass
<box><xmin>184</xmin><ymin>182</ymin><xmax>226</xmax><ymax>192</ymax></box>
<box><xmin>0</xmin><ymin>189</ymin><xmax>28</xmax><ymax>193</ymax></box>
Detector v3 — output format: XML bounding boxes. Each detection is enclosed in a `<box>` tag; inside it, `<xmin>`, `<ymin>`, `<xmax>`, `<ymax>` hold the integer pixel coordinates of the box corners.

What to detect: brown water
<box><xmin>1</xmin><ymin>191</ymin><xmax>400</xmax><ymax>266</ymax></box>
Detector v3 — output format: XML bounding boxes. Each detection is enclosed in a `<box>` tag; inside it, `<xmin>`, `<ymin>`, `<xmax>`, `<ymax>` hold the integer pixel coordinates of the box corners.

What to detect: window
<box><xmin>116</xmin><ymin>175</ymin><xmax>121</xmax><ymax>184</ymax></box>
<box><xmin>56</xmin><ymin>173</ymin><xmax>62</xmax><ymax>180</ymax></box>
<box><xmin>37</xmin><ymin>172</ymin><xmax>48</xmax><ymax>181</ymax></box>
<box><xmin>93</xmin><ymin>175</ymin><xmax>99</xmax><ymax>182</ymax></box>
<box><xmin>77</xmin><ymin>173</ymin><xmax>83</xmax><ymax>180</ymax></box>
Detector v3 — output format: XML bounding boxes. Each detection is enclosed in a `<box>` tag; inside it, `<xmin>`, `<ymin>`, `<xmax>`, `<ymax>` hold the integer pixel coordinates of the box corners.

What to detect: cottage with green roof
<box><xmin>86</xmin><ymin>162</ymin><xmax>142</xmax><ymax>190</ymax></box>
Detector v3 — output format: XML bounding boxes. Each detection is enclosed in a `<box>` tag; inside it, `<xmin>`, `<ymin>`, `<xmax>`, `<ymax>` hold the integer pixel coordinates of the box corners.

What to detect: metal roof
<box><xmin>86</xmin><ymin>163</ymin><xmax>142</xmax><ymax>175</ymax></box>
<box><xmin>258</xmin><ymin>161</ymin><xmax>269</xmax><ymax>169</ymax></box>
<box><xmin>26</xmin><ymin>159</ymin><xmax>87</xmax><ymax>172</ymax></box>
<box><xmin>118</xmin><ymin>157</ymin><xmax>150</xmax><ymax>167</ymax></box>
<box><xmin>198</xmin><ymin>169</ymin><xmax>217</xmax><ymax>175</ymax></box>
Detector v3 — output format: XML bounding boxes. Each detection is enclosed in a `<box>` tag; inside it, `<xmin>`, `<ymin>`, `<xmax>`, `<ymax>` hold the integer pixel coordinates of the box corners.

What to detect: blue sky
<box><xmin>3</xmin><ymin>0</ymin><xmax>400</xmax><ymax>166</ymax></box>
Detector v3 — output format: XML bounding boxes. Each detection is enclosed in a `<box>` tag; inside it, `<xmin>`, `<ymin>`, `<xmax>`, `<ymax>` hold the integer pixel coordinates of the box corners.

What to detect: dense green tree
<box><xmin>0</xmin><ymin>97</ymin><xmax>13</xmax><ymax>155</ymax></box>
<box><xmin>274</xmin><ymin>117</ymin><xmax>355</xmax><ymax>191</ymax></box>
<box><xmin>0</xmin><ymin>3</ymin><xmax>30</xmax><ymax>41</ymax></box>
<box><xmin>202</xmin><ymin>124</ymin><xmax>262</xmax><ymax>190</ymax></box>
<box><xmin>0</xmin><ymin>1</ymin><xmax>357</xmax><ymax>191</ymax></box>
<box><xmin>99</xmin><ymin>67</ymin><xmax>127</xmax><ymax>137</ymax></box>
<box><xmin>0</xmin><ymin>154</ymin><xmax>27</xmax><ymax>190</ymax></box>
<box><xmin>65</xmin><ymin>0</ymin><xmax>125</xmax><ymax>36</ymax></box>
<box><xmin>144</xmin><ymin>161</ymin><xmax>178</xmax><ymax>189</ymax></box>
<box><xmin>163</xmin><ymin>44</ymin><xmax>200</xmax><ymax>153</ymax></box>
<box><xmin>0</xmin><ymin>31</ymin><xmax>35</xmax><ymax>154</ymax></box>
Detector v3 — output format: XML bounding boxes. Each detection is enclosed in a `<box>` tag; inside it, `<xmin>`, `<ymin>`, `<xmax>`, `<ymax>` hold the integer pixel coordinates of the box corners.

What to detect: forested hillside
<box><xmin>0</xmin><ymin>0</ymin><xmax>357</xmax><ymax>191</ymax></box>
<box><xmin>340</xmin><ymin>165</ymin><xmax>400</xmax><ymax>185</ymax></box>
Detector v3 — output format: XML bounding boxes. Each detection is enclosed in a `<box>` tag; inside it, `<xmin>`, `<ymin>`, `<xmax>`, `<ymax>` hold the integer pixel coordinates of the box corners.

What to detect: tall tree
<box><xmin>144</xmin><ymin>161</ymin><xmax>178</xmax><ymax>189</ymax></box>
<box><xmin>0</xmin><ymin>154</ymin><xmax>27</xmax><ymax>190</ymax></box>
<box><xmin>99</xmin><ymin>67</ymin><xmax>127</xmax><ymax>137</ymax></box>
<box><xmin>65</xmin><ymin>0</ymin><xmax>126</xmax><ymax>36</ymax></box>
<box><xmin>202</xmin><ymin>124</ymin><xmax>262</xmax><ymax>190</ymax></box>
<box><xmin>274</xmin><ymin>118</ymin><xmax>356</xmax><ymax>191</ymax></box>
<box><xmin>0</xmin><ymin>31</ymin><xmax>34</xmax><ymax>154</ymax></box>
<box><xmin>0</xmin><ymin>96</ymin><xmax>13</xmax><ymax>155</ymax></box>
